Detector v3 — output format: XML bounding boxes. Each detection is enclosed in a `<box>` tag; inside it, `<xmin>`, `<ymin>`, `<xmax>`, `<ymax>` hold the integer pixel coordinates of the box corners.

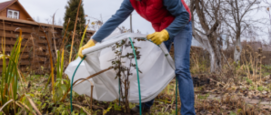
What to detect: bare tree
<box><xmin>221</xmin><ymin>0</ymin><xmax>261</xmax><ymax>62</ymax></box>
<box><xmin>190</xmin><ymin>0</ymin><xmax>223</xmax><ymax>73</ymax></box>
<box><xmin>265</xmin><ymin>0</ymin><xmax>271</xmax><ymax>43</ymax></box>
<box><xmin>89</xmin><ymin>16</ymin><xmax>103</xmax><ymax>31</ymax></box>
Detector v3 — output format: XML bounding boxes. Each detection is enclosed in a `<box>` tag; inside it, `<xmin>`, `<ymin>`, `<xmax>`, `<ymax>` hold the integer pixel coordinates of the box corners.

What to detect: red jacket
<box><xmin>92</xmin><ymin>0</ymin><xmax>191</xmax><ymax>42</ymax></box>
<box><xmin>130</xmin><ymin>0</ymin><xmax>191</xmax><ymax>32</ymax></box>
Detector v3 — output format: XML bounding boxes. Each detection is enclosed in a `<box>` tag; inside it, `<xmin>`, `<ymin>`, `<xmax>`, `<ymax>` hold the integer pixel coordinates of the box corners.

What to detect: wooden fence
<box><xmin>0</xmin><ymin>17</ymin><xmax>94</xmax><ymax>74</ymax></box>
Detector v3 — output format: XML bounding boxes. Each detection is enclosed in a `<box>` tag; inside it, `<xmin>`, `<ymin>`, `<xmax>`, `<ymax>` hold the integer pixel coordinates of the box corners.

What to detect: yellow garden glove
<box><xmin>147</xmin><ymin>29</ymin><xmax>170</xmax><ymax>45</ymax></box>
<box><xmin>78</xmin><ymin>39</ymin><xmax>96</xmax><ymax>58</ymax></box>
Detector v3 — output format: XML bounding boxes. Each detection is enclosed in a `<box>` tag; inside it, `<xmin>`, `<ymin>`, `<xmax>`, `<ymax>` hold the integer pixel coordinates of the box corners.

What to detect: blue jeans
<box><xmin>139</xmin><ymin>22</ymin><xmax>196</xmax><ymax>115</ymax></box>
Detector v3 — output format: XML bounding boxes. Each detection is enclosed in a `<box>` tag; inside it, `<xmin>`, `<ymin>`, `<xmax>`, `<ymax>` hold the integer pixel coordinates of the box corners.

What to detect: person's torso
<box><xmin>130</xmin><ymin>0</ymin><xmax>191</xmax><ymax>32</ymax></box>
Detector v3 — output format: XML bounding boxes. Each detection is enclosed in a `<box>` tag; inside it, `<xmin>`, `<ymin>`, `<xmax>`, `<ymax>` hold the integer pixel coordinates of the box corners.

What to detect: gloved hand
<box><xmin>147</xmin><ymin>29</ymin><xmax>169</xmax><ymax>45</ymax></box>
<box><xmin>78</xmin><ymin>39</ymin><xmax>96</xmax><ymax>58</ymax></box>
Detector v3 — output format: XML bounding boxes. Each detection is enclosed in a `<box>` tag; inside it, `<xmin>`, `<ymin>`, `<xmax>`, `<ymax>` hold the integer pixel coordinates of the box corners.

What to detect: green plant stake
<box><xmin>129</xmin><ymin>37</ymin><xmax>142</xmax><ymax>115</ymax></box>
<box><xmin>175</xmin><ymin>77</ymin><xmax>178</xmax><ymax>115</ymax></box>
<box><xmin>70</xmin><ymin>56</ymin><xmax>86</xmax><ymax>112</ymax></box>
<box><xmin>119</xmin><ymin>78</ymin><xmax>121</xmax><ymax>106</ymax></box>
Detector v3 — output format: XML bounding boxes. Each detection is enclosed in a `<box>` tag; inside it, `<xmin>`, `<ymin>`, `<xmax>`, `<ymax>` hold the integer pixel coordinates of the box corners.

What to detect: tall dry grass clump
<box><xmin>187</xmin><ymin>47</ymin><xmax>210</xmax><ymax>74</ymax></box>
<box><xmin>240</xmin><ymin>45</ymin><xmax>266</xmax><ymax>81</ymax></box>
<box><xmin>0</xmin><ymin>27</ymin><xmax>41</xmax><ymax>114</ymax></box>
<box><xmin>0</xmin><ymin>28</ymin><xmax>23</xmax><ymax>114</ymax></box>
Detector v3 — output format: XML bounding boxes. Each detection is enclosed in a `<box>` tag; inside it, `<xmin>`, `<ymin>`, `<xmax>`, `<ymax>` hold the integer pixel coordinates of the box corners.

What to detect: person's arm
<box><xmin>92</xmin><ymin>0</ymin><xmax>134</xmax><ymax>42</ymax></box>
<box><xmin>163</xmin><ymin>0</ymin><xmax>190</xmax><ymax>39</ymax></box>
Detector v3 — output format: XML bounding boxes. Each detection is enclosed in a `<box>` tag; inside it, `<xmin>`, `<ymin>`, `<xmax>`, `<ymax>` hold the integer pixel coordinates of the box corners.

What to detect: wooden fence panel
<box><xmin>0</xmin><ymin>19</ymin><xmax>94</xmax><ymax>74</ymax></box>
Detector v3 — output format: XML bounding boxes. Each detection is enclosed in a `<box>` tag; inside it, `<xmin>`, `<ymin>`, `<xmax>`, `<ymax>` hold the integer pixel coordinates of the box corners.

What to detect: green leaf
<box><xmin>42</xmin><ymin>103</ymin><xmax>47</xmax><ymax>109</ymax></box>
<box><xmin>61</xmin><ymin>85</ymin><xmax>67</xmax><ymax>92</ymax></box>
<box><xmin>230</xmin><ymin>111</ymin><xmax>237</xmax><ymax>115</ymax></box>
<box><xmin>258</xmin><ymin>86</ymin><xmax>264</xmax><ymax>91</ymax></box>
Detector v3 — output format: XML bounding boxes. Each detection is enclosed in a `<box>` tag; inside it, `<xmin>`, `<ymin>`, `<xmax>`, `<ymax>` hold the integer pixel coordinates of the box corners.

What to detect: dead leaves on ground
<box><xmin>193</xmin><ymin>74</ymin><xmax>271</xmax><ymax>115</ymax></box>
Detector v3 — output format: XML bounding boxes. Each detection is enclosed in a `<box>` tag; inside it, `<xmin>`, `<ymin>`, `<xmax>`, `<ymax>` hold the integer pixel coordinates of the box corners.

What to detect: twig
<box><xmin>16</xmin><ymin>101</ymin><xmax>37</xmax><ymax>115</ymax></box>
<box><xmin>73</xmin><ymin>101</ymin><xmax>104</xmax><ymax>110</ymax></box>
<box><xmin>164</xmin><ymin>104</ymin><xmax>170</xmax><ymax>112</ymax></box>
<box><xmin>26</xmin><ymin>96</ymin><xmax>42</xmax><ymax>115</ymax></box>
<box><xmin>65</xmin><ymin>103</ymin><xmax>91</xmax><ymax>115</ymax></box>
<box><xmin>73</xmin><ymin>78</ymin><xmax>94</xmax><ymax>114</ymax></box>
<box><xmin>73</xmin><ymin>67</ymin><xmax>113</xmax><ymax>85</ymax></box>
<box><xmin>222</xmin><ymin>52</ymin><xmax>232</xmax><ymax>70</ymax></box>
<box><xmin>17</xmin><ymin>67</ymin><xmax>41</xmax><ymax>115</ymax></box>
<box><xmin>51</xmin><ymin>13</ymin><xmax>58</xmax><ymax>58</ymax></box>
<box><xmin>60</xmin><ymin>67</ymin><xmax>113</xmax><ymax>102</ymax></box>
<box><xmin>61</xmin><ymin>18</ymin><xmax>70</xmax><ymax>50</ymax></box>
<box><xmin>69</xmin><ymin>0</ymin><xmax>82</xmax><ymax>63</ymax></box>
<box><xmin>39</xmin><ymin>25</ymin><xmax>55</xmax><ymax>98</ymax></box>
<box><xmin>0</xmin><ymin>99</ymin><xmax>13</xmax><ymax>112</ymax></box>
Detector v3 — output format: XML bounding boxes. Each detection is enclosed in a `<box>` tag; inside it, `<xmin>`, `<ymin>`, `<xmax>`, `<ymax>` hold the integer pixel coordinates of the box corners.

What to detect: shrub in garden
<box><xmin>111</xmin><ymin>38</ymin><xmax>145</xmax><ymax>113</ymax></box>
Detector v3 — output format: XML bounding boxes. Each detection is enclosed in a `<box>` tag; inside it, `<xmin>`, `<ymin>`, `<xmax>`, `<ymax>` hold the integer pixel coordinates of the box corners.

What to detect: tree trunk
<box><xmin>192</xmin><ymin>30</ymin><xmax>222</xmax><ymax>73</ymax></box>
<box><xmin>208</xmin><ymin>38</ymin><xmax>222</xmax><ymax>73</ymax></box>
<box><xmin>234</xmin><ymin>37</ymin><xmax>242</xmax><ymax>62</ymax></box>
<box><xmin>234</xmin><ymin>29</ymin><xmax>242</xmax><ymax>62</ymax></box>
<box><xmin>190</xmin><ymin>0</ymin><xmax>222</xmax><ymax>73</ymax></box>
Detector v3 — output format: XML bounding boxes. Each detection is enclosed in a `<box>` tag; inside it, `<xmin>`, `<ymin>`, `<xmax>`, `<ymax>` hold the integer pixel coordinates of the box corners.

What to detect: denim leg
<box><xmin>163</xmin><ymin>37</ymin><xmax>174</xmax><ymax>51</ymax></box>
<box><xmin>138</xmin><ymin>99</ymin><xmax>154</xmax><ymax>109</ymax></box>
<box><xmin>137</xmin><ymin>22</ymin><xmax>195</xmax><ymax>114</ymax></box>
<box><xmin>174</xmin><ymin>22</ymin><xmax>195</xmax><ymax>115</ymax></box>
